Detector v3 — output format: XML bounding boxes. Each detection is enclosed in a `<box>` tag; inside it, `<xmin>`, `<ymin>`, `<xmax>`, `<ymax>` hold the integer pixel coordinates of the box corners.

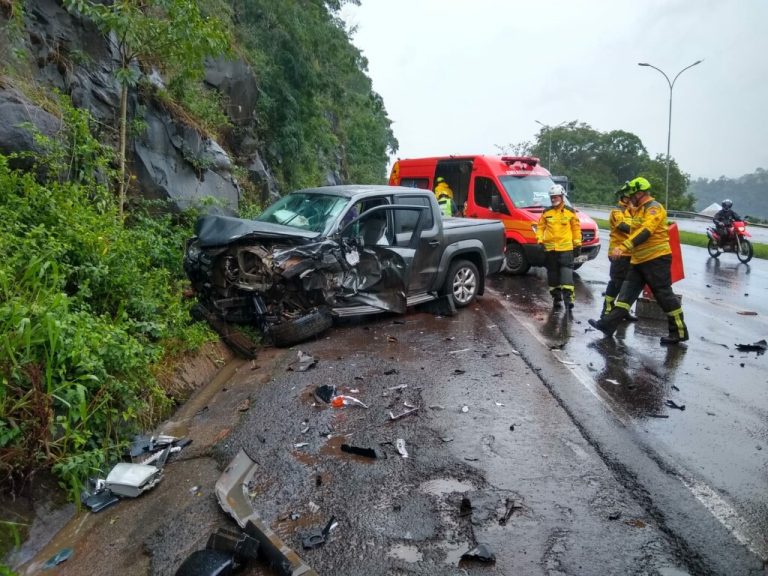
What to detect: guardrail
<box><xmin>578</xmin><ymin>204</ymin><xmax>768</xmax><ymax>228</ymax></box>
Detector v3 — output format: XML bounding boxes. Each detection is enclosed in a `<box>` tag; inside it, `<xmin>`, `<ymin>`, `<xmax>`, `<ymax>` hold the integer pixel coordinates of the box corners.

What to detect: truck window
<box><xmin>393</xmin><ymin>195</ymin><xmax>433</xmax><ymax>245</ymax></box>
<box><xmin>474</xmin><ymin>176</ymin><xmax>509</xmax><ymax>214</ymax></box>
<box><xmin>400</xmin><ymin>178</ymin><xmax>430</xmax><ymax>190</ymax></box>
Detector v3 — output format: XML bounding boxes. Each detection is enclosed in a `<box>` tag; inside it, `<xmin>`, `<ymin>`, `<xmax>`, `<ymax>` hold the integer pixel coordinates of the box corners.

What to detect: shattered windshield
<box><xmin>499</xmin><ymin>175</ymin><xmax>572</xmax><ymax>209</ymax></box>
<box><xmin>257</xmin><ymin>193</ymin><xmax>349</xmax><ymax>233</ymax></box>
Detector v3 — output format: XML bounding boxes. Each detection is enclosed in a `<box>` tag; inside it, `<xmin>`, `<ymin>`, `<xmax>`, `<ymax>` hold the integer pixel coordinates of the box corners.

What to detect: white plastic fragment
<box><xmin>395</xmin><ymin>439</ymin><xmax>409</xmax><ymax>458</ymax></box>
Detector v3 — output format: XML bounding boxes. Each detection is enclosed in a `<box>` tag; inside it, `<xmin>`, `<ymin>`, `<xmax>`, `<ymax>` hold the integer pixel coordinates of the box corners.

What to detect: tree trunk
<box><xmin>118</xmin><ymin>82</ymin><xmax>128</xmax><ymax>219</ymax></box>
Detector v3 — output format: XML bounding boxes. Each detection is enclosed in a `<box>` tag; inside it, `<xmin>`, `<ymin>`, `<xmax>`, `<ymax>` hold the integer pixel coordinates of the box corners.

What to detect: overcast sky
<box><xmin>341</xmin><ymin>0</ymin><xmax>767</xmax><ymax>180</ymax></box>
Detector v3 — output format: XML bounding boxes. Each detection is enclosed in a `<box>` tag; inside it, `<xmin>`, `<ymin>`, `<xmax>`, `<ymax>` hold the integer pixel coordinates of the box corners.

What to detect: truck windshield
<box><xmin>257</xmin><ymin>193</ymin><xmax>348</xmax><ymax>233</ymax></box>
<box><xmin>499</xmin><ymin>175</ymin><xmax>572</xmax><ymax>209</ymax></box>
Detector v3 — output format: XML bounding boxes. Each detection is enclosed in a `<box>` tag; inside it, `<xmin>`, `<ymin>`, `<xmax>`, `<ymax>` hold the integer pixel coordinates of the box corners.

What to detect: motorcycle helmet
<box><xmin>721</xmin><ymin>199</ymin><xmax>733</xmax><ymax>209</ymax></box>
<box><xmin>549</xmin><ymin>184</ymin><xmax>566</xmax><ymax>197</ymax></box>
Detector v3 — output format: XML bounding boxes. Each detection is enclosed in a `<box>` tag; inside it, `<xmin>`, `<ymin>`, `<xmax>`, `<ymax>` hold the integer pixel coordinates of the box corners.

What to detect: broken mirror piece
<box><xmin>461</xmin><ymin>542</ymin><xmax>496</xmax><ymax>563</ymax></box>
<box><xmin>735</xmin><ymin>339</ymin><xmax>767</xmax><ymax>355</ymax></box>
<box><xmin>105</xmin><ymin>462</ymin><xmax>163</xmax><ymax>497</ymax></box>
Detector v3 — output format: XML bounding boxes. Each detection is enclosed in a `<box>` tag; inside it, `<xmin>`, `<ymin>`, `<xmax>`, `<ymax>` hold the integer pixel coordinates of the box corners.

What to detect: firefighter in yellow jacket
<box><xmin>600</xmin><ymin>183</ymin><xmax>637</xmax><ymax>320</ymax></box>
<box><xmin>589</xmin><ymin>177</ymin><xmax>689</xmax><ymax>345</ymax></box>
<box><xmin>536</xmin><ymin>184</ymin><xmax>581</xmax><ymax>309</ymax></box>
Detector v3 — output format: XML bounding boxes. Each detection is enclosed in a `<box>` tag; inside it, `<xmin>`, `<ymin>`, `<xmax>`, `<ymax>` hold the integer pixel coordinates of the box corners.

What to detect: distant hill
<box><xmin>690</xmin><ymin>168</ymin><xmax>768</xmax><ymax>219</ymax></box>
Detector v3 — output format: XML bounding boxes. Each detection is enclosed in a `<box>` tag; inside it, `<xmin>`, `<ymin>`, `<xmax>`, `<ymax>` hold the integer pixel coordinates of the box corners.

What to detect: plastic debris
<box><xmin>735</xmin><ymin>339</ymin><xmax>767</xmax><ymax>355</ymax></box>
<box><xmin>389</xmin><ymin>407</ymin><xmax>418</xmax><ymax>420</ymax></box>
<box><xmin>341</xmin><ymin>444</ymin><xmax>377</xmax><ymax>458</ymax></box>
<box><xmin>461</xmin><ymin>542</ymin><xmax>496</xmax><ymax>563</ymax></box>
<box><xmin>395</xmin><ymin>439</ymin><xmax>409</xmax><ymax>458</ymax></box>
<box><xmin>330</xmin><ymin>395</ymin><xmax>368</xmax><ymax>409</ymax></box>
<box><xmin>294</xmin><ymin>442</ymin><xmax>309</xmax><ymax>449</ymax></box>
<box><xmin>461</xmin><ymin>406</ymin><xmax>469</xmax><ymax>413</ymax></box>
<box><xmin>388</xmin><ymin>384</ymin><xmax>407</xmax><ymax>391</ymax></box>
<box><xmin>314</xmin><ymin>384</ymin><xmax>336</xmax><ymax>404</ymax></box>
<box><xmin>105</xmin><ymin>462</ymin><xmax>163</xmax><ymax>498</ymax></box>
<box><xmin>43</xmin><ymin>547</ymin><xmax>73</xmax><ymax>569</ymax></box>
<box><xmin>288</xmin><ymin>350</ymin><xmax>317</xmax><ymax>372</ymax></box>
<box><xmin>82</xmin><ymin>489</ymin><xmax>119</xmax><ymax>513</ymax></box>
<box><xmin>383</xmin><ymin>368</ymin><xmax>399</xmax><ymax>375</ymax></box>
<box><xmin>302</xmin><ymin>516</ymin><xmax>338</xmax><ymax>550</ymax></box>
<box><xmin>664</xmin><ymin>400</ymin><xmax>686</xmax><ymax>411</ymax></box>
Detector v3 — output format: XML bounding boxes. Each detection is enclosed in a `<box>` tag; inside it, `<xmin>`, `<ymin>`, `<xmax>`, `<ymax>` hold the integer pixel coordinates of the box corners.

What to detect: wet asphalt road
<box><xmin>13</xmin><ymin>241</ymin><xmax>767</xmax><ymax>576</ymax></box>
<box><xmin>488</xmin><ymin>237</ymin><xmax>768</xmax><ymax>570</ymax></box>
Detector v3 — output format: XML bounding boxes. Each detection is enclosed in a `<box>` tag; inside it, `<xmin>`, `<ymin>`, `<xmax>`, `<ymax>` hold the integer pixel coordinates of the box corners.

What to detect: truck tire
<box><xmin>504</xmin><ymin>242</ymin><xmax>530</xmax><ymax>275</ymax></box>
<box><xmin>444</xmin><ymin>259</ymin><xmax>479</xmax><ymax>308</ymax></box>
<box><xmin>268</xmin><ymin>308</ymin><xmax>333</xmax><ymax>347</ymax></box>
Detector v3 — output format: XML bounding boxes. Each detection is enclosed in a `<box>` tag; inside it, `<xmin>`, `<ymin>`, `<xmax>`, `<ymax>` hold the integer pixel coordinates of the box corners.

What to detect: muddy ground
<box><xmin>5</xmin><ymin>297</ymin><xmax>705</xmax><ymax>576</ymax></box>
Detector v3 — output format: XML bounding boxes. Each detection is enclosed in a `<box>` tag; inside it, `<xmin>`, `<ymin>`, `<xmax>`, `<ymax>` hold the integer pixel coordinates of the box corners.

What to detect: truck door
<box><xmin>468</xmin><ymin>174</ymin><xmax>510</xmax><ymax>222</ymax></box>
<box><xmin>393</xmin><ymin>194</ymin><xmax>440</xmax><ymax>294</ymax></box>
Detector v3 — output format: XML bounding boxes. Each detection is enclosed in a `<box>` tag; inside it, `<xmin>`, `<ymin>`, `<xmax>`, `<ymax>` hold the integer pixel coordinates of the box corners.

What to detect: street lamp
<box><xmin>535</xmin><ymin>120</ymin><xmax>565</xmax><ymax>169</ymax></box>
<box><xmin>638</xmin><ymin>60</ymin><xmax>703</xmax><ymax>209</ymax></box>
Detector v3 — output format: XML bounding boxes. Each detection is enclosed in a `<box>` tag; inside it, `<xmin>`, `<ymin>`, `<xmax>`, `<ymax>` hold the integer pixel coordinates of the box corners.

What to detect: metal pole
<box><xmin>638</xmin><ymin>60</ymin><xmax>703</xmax><ymax>209</ymax></box>
<box><xmin>536</xmin><ymin>120</ymin><xmax>565</xmax><ymax>170</ymax></box>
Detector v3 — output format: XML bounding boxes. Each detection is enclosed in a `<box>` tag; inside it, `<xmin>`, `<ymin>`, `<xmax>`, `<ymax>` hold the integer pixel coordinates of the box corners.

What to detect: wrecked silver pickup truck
<box><xmin>184</xmin><ymin>185</ymin><xmax>505</xmax><ymax>349</ymax></box>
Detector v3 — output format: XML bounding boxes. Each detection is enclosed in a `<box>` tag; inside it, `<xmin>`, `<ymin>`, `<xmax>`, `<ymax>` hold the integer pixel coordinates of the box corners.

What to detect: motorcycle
<box><xmin>706</xmin><ymin>220</ymin><xmax>753</xmax><ymax>263</ymax></box>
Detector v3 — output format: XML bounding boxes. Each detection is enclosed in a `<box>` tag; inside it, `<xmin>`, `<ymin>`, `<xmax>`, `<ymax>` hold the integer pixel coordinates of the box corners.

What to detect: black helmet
<box><xmin>721</xmin><ymin>199</ymin><xmax>732</xmax><ymax>209</ymax></box>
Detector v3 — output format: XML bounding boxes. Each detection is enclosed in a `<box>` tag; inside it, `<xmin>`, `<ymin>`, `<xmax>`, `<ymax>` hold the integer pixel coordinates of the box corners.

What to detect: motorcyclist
<box><xmin>712</xmin><ymin>199</ymin><xmax>741</xmax><ymax>244</ymax></box>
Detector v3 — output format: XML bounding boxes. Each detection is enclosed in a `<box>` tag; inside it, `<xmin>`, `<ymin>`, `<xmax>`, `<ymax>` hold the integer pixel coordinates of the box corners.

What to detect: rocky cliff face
<box><xmin>0</xmin><ymin>0</ymin><xmax>286</xmax><ymax>211</ymax></box>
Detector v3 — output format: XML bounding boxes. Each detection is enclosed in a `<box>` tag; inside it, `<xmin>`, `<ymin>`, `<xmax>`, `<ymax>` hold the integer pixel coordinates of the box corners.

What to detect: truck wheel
<box><xmin>504</xmin><ymin>242</ymin><xmax>530</xmax><ymax>275</ymax></box>
<box><xmin>444</xmin><ymin>259</ymin><xmax>479</xmax><ymax>308</ymax></box>
<box><xmin>269</xmin><ymin>308</ymin><xmax>333</xmax><ymax>347</ymax></box>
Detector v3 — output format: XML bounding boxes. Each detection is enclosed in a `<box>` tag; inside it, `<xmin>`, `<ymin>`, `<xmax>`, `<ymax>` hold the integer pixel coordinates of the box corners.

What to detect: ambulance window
<box><xmin>474</xmin><ymin>177</ymin><xmax>508</xmax><ymax>214</ymax></box>
<box><xmin>400</xmin><ymin>178</ymin><xmax>430</xmax><ymax>190</ymax></box>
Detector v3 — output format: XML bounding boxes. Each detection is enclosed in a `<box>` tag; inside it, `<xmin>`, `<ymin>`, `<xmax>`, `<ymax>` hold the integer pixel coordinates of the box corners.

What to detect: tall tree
<box><xmin>63</xmin><ymin>0</ymin><xmax>229</xmax><ymax>217</ymax></box>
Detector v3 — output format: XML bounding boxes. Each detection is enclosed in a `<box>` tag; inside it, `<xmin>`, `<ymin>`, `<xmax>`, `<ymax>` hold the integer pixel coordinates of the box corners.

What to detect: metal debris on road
<box><xmin>395</xmin><ymin>439</ymin><xmax>408</xmax><ymax>458</ymax></box>
<box><xmin>389</xmin><ymin>407</ymin><xmax>419</xmax><ymax>420</ymax></box>
<box><xmin>448</xmin><ymin>348</ymin><xmax>471</xmax><ymax>354</ymax></box>
<box><xmin>302</xmin><ymin>516</ymin><xmax>338</xmax><ymax>550</ymax></box>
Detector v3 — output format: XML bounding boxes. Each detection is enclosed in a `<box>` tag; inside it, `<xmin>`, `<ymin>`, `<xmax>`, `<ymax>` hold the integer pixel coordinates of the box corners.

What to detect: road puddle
<box><xmin>387</xmin><ymin>543</ymin><xmax>423</xmax><ymax>563</ymax></box>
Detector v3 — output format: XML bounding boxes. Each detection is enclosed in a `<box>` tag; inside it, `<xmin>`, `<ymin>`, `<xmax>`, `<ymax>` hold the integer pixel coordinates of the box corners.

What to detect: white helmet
<box><xmin>549</xmin><ymin>184</ymin><xmax>565</xmax><ymax>197</ymax></box>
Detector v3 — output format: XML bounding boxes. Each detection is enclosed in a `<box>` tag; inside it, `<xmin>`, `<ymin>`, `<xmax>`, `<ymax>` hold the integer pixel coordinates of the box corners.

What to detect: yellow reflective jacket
<box><xmin>608</xmin><ymin>201</ymin><xmax>632</xmax><ymax>252</ymax></box>
<box><xmin>536</xmin><ymin>203</ymin><xmax>581</xmax><ymax>252</ymax></box>
<box><xmin>621</xmin><ymin>195</ymin><xmax>671</xmax><ymax>264</ymax></box>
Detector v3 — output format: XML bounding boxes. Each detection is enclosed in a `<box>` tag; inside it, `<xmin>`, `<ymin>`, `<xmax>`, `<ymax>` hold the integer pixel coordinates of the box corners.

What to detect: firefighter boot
<box><xmin>563</xmin><ymin>287</ymin><xmax>575</xmax><ymax>309</ymax></box>
<box><xmin>660</xmin><ymin>309</ymin><xmax>689</xmax><ymax>345</ymax></box>
<box><xmin>550</xmin><ymin>287</ymin><xmax>563</xmax><ymax>309</ymax></box>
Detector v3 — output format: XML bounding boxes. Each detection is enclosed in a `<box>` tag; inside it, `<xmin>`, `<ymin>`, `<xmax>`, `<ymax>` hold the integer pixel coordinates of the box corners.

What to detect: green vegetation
<box><xmin>593</xmin><ymin>218</ymin><xmax>768</xmax><ymax>259</ymax></box>
<box><xmin>500</xmin><ymin>122</ymin><xmax>693</xmax><ymax>210</ymax></box>
<box><xmin>690</xmin><ymin>168</ymin><xmax>768</xmax><ymax>221</ymax></box>
<box><xmin>0</xmin><ymin>97</ymin><xmax>212</xmax><ymax>499</ymax></box>
<box><xmin>233</xmin><ymin>0</ymin><xmax>398</xmax><ymax>190</ymax></box>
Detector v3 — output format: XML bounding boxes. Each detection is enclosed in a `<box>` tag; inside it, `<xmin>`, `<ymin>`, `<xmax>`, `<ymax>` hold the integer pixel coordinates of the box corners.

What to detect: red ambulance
<box><xmin>389</xmin><ymin>155</ymin><xmax>601</xmax><ymax>274</ymax></box>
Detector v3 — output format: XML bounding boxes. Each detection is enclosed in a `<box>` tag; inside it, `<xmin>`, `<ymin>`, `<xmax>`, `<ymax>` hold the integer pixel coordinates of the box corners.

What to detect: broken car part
<box><xmin>105</xmin><ymin>462</ymin><xmax>163</xmax><ymax>498</ymax></box>
<box><xmin>395</xmin><ymin>439</ymin><xmax>409</xmax><ymax>458</ymax></box>
<box><xmin>735</xmin><ymin>339</ymin><xmax>767</xmax><ymax>354</ymax></box>
<box><xmin>301</xmin><ymin>516</ymin><xmax>338</xmax><ymax>550</ymax></box>
<box><xmin>215</xmin><ymin>449</ymin><xmax>319</xmax><ymax>576</ymax></box>
<box><xmin>389</xmin><ymin>407</ymin><xmax>418</xmax><ymax>420</ymax></box>
<box><xmin>313</xmin><ymin>384</ymin><xmax>336</xmax><ymax>404</ymax></box>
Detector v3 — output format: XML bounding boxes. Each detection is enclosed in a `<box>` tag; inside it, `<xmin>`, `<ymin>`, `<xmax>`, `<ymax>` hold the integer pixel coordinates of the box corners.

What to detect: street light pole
<box><xmin>535</xmin><ymin>120</ymin><xmax>565</xmax><ymax>169</ymax></box>
<box><xmin>638</xmin><ymin>60</ymin><xmax>703</xmax><ymax>209</ymax></box>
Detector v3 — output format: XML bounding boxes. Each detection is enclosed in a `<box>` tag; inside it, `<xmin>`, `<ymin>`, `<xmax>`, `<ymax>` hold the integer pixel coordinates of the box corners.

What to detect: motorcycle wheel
<box><xmin>736</xmin><ymin>238</ymin><xmax>753</xmax><ymax>264</ymax></box>
<box><xmin>707</xmin><ymin>239</ymin><xmax>721</xmax><ymax>258</ymax></box>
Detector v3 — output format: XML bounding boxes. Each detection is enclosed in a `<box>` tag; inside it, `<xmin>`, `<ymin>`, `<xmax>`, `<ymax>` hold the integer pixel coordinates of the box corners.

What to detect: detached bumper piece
<box><xmin>174</xmin><ymin>449</ymin><xmax>319</xmax><ymax>576</ymax></box>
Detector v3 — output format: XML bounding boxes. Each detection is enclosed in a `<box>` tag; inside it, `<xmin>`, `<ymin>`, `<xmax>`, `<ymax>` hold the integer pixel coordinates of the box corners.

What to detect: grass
<box><xmin>593</xmin><ymin>218</ymin><xmax>768</xmax><ymax>260</ymax></box>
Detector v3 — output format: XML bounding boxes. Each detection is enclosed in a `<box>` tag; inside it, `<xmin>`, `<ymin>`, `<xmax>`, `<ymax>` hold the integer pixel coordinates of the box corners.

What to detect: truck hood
<box><xmin>194</xmin><ymin>215</ymin><xmax>320</xmax><ymax>248</ymax></box>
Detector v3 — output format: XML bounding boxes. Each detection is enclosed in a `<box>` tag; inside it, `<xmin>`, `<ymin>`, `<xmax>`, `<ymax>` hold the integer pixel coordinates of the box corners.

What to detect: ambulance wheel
<box><xmin>504</xmin><ymin>242</ymin><xmax>530</xmax><ymax>275</ymax></box>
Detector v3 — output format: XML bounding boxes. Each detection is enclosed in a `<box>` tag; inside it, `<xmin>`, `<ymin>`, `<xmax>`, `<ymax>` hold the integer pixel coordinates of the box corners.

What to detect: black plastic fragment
<box><xmin>341</xmin><ymin>444</ymin><xmax>377</xmax><ymax>458</ymax></box>
<box><xmin>461</xmin><ymin>542</ymin><xmax>496</xmax><ymax>563</ymax></box>
<box><xmin>174</xmin><ymin>549</ymin><xmax>236</xmax><ymax>576</ymax></box>
<box><xmin>314</xmin><ymin>384</ymin><xmax>336</xmax><ymax>404</ymax></box>
<box><xmin>84</xmin><ymin>489</ymin><xmax>120</xmax><ymax>513</ymax></box>
<box><xmin>735</xmin><ymin>339</ymin><xmax>767</xmax><ymax>355</ymax></box>
<box><xmin>665</xmin><ymin>399</ymin><xmax>686</xmax><ymax>411</ymax></box>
